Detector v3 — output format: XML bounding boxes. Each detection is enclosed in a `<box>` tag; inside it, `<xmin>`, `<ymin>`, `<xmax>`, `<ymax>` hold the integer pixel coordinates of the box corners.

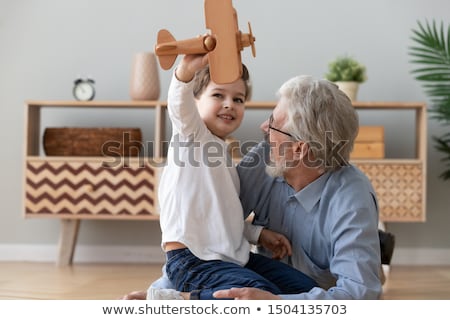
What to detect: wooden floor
<box><xmin>0</xmin><ymin>262</ymin><xmax>449</xmax><ymax>300</ymax></box>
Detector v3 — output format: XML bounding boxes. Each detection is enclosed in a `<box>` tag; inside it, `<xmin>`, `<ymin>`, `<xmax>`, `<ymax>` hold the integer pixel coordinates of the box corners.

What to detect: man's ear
<box><xmin>293</xmin><ymin>141</ymin><xmax>309</xmax><ymax>160</ymax></box>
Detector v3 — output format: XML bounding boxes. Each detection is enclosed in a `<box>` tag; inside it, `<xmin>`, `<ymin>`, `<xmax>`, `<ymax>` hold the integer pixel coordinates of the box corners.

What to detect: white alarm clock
<box><xmin>73</xmin><ymin>78</ymin><xmax>95</xmax><ymax>101</ymax></box>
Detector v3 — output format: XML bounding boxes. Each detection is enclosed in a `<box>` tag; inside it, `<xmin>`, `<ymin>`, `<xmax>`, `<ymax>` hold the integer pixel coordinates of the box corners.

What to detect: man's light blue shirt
<box><xmin>238</xmin><ymin>141</ymin><xmax>382</xmax><ymax>299</ymax></box>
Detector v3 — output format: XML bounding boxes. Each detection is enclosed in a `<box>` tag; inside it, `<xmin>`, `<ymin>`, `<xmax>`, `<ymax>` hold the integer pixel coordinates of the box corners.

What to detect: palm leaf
<box><xmin>409</xmin><ymin>20</ymin><xmax>450</xmax><ymax>180</ymax></box>
<box><xmin>433</xmin><ymin>135</ymin><xmax>450</xmax><ymax>180</ymax></box>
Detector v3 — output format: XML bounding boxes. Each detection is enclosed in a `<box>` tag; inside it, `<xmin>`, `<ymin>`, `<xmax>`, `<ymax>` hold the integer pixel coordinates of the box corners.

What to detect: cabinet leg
<box><xmin>57</xmin><ymin>219</ymin><xmax>80</xmax><ymax>267</ymax></box>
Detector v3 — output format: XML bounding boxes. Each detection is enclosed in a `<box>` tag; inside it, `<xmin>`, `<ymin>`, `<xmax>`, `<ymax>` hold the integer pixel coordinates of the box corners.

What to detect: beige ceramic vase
<box><xmin>129</xmin><ymin>52</ymin><xmax>160</xmax><ymax>100</ymax></box>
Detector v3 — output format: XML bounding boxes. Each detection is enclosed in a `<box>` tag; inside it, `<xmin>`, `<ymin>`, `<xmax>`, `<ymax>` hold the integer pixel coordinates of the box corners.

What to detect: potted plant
<box><xmin>325</xmin><ymin>54</ymin><xmax>367</xmax><ymax>101</ymax></box>
<box><xmin>409</xmin><ymin>20</ymin><xmax>450</xmax><ymax>180</ymax></box>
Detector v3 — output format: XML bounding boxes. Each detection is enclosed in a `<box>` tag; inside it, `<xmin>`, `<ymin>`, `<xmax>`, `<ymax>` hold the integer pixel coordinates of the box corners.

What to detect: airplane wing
<box><xmin>204</xmin><ymin>0</ymin><xmax>242</xmax><ymax>84</ymax></box>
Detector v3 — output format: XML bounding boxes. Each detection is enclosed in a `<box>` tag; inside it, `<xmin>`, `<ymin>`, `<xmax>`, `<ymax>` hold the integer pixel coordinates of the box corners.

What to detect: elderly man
<box><xmin>215</xmin><ymin>75</ymin><xmax>382</xmax><ymax>299</ymax></box>
<box><xmin>123</xmin><ymin>75</ymin><xmax>382</xmax><ymax>300</ymax></box>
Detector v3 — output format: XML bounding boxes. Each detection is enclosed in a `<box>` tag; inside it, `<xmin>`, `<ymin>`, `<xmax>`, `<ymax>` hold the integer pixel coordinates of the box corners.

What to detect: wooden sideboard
<box><xmin>24</xmin><ymin>101</ymin><xmax>166</xmax><ymax>265</ymax></box>
<box><xmin>350</xmin><ymin>102</ymin><xmax>427</xmax><ymax>223</ymax></box>
<box><xmin>23</xmin><ymin>100</ymin><xmax>426</xmax><ymax>265</ymax></box>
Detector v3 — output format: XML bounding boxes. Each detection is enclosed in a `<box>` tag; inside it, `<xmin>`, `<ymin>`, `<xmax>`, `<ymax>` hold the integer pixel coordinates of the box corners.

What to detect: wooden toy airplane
<box><xmin>154</xmin><ymin>0</ymin><xmax>255</xmax><ymax>84</ymax></box>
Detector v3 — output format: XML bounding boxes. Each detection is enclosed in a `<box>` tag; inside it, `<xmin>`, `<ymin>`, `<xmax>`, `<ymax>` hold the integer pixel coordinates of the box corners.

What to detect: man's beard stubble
<box><xmin>265</xmin><ymin>158</ymin><xmax>286</xmax><ymax>178</ymax></box>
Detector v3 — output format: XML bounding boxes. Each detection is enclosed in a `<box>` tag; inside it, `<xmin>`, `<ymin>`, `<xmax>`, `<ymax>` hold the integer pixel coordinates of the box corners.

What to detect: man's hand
<box><xmin>213</xmin><ymin>287</ymin><xmax>282</xmax><ymax>300</ymax></box>
<box><xmin>259</xmin><ymin>228</ymin><xmax>292</xmax><ymax>259</ymax></box>
<box><xmin>119</xmin><ymin>290</ymin><xmax>147</xmax><ymax>300</ymax></box>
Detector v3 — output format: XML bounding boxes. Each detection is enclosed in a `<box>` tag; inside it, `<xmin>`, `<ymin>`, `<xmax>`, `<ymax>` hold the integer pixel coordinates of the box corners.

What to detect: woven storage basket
<box><xmin>43</xmin><ymin>127</ymin><xmax>142</xmax><ymax>156</ymax></box>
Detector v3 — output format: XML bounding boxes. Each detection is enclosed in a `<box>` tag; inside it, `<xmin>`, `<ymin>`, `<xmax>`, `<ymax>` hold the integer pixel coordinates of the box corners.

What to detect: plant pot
<box><xmin>335</xmin><ymin>81</ymin><xmax>359</xmax><ymax>101</ymax></box>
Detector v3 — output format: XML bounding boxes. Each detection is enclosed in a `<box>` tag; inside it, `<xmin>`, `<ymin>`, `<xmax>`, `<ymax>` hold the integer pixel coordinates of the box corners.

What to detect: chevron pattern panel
<box><xmin>25</xmin><ymin>159</ymin><xmax>160</xmax><ymax>219</ymax></box>
<box><xmin>354</xmin><ymin>162</ymin><xmax>424</xmax><ymax>222</ymax></box>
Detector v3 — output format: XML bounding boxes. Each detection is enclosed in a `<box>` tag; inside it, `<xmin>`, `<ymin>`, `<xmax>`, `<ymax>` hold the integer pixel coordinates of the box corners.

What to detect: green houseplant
<box><xmin>325</xmin><ymin>55</ymin><xmax>367</xmax><ymax>101</ymax></box>
<box><xmin>409</xmin><ymin>20</ymin><xmax>450</xmax><ymax>180</ymax></box>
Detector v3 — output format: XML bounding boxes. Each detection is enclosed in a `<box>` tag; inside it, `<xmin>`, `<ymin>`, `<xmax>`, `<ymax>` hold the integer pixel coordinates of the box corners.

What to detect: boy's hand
<box><xmin>258</xmin><ymin>228</ymin><xmax>292</xmax><ymax>260</ymax></box>
<box><xmin>175</xmin><ymin>54</ymin><xmax>209</xmax><ymax>82</ymax></box>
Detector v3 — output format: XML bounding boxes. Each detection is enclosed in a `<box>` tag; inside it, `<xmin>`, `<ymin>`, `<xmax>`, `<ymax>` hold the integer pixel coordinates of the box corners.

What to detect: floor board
<box><xmin>1</xmin><ymin>262</ymin><xmax>449</xmax><ymax>300</ymax></box>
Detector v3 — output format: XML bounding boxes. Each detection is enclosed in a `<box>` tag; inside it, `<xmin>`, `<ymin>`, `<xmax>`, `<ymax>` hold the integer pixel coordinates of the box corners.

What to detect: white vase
<box><xmin>129</xmin><ymin>52</ymin><xmax>160</xmax><ymax>100</ymax></box>
<box><xmin>335</xmin><ymin>81</ymin><xmax>359</xmax><ymax>101</ymax></box>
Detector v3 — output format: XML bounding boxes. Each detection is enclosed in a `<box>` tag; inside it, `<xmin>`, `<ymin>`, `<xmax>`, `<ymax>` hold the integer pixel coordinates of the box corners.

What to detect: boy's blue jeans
<box><xmin>166</xmin><ymin>248</ymin><xmax>317</xmax><ymax>300</ymax></box>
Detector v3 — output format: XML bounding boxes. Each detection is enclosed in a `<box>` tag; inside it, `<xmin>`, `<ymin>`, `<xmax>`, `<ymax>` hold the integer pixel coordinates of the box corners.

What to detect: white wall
<box><xmin>1</xmin><ymin>0</ymin><xmax>450</xmax><ymax>264</ymax></box>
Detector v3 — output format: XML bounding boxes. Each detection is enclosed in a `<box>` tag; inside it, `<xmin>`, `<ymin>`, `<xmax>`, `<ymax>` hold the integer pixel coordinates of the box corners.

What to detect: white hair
<box><xmin>277</xmin><ymin>75</ymin><xmax>359</xmax><ymax>171</ymax></box>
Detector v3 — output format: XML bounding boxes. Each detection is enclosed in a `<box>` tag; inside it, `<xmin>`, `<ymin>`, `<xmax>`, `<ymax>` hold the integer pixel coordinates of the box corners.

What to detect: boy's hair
<box><xmin>193</xmin><ymin>64</ymin><xmax>252</xmax><ymax>101</ymax></box>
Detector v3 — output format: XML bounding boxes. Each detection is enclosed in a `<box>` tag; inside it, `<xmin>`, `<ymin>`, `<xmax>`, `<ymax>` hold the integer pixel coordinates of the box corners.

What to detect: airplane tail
<box><xmin>154</xmin><ymin>29</ymin><xmax>178</xmax><ymax>70</ymax></box>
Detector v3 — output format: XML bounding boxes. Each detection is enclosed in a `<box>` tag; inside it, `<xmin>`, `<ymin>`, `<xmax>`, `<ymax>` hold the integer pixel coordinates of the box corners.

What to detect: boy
<box><xmin>150</xmin><ymin>54</ymin><xmax>317</xmax><ymax>300</ymax></box>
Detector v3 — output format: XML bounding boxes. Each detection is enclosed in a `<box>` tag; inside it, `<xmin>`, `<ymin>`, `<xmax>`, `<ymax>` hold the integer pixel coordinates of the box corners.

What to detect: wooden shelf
<box><xmin>23</xmin><ymin>101</ymin><xmax>165</xmax><ymax>265</ymax></box>
<box><xmin>25</xmin><ymin>100</ymin><xmax>167</xmax><ymax>107</ymax></box>
<box><xmin>23</xmin><ymin>100</ymin><xmax>427</xmax><ymax>265</ymax></box>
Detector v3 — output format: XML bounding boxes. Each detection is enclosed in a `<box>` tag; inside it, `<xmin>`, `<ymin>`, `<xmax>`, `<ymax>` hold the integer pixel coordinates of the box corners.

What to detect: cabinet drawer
<box><xmin>354</xmin><ymin>161</ymin><xmax>425</xmax><ymax>222</ymax></box>
<box><xmin>24</xmin><ymin>158</ymin><xmax>160</xmax><ymax>219</ymax></box>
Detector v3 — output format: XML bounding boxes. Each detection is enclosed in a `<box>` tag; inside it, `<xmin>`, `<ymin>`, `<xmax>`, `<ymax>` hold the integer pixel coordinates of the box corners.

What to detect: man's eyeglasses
<box><xmin>268</xmin><ymin>114</ymin><xmax>293</xmax><ymax>138</ymax></box>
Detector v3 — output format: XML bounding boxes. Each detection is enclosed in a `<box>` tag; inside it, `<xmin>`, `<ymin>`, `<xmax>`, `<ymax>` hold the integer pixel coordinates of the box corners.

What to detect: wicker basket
<box><xmin>43</xmin><ymin>127</ymin><xmax>142</xmax><ymax>156</ymax></box>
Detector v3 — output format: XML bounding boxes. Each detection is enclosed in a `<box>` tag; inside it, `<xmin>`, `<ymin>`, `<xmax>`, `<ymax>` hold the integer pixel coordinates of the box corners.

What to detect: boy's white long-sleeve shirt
<box><xmin>158</xmin><ymin>74</ymin><xmax>254</xmax><ymax>266</ymax></box>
